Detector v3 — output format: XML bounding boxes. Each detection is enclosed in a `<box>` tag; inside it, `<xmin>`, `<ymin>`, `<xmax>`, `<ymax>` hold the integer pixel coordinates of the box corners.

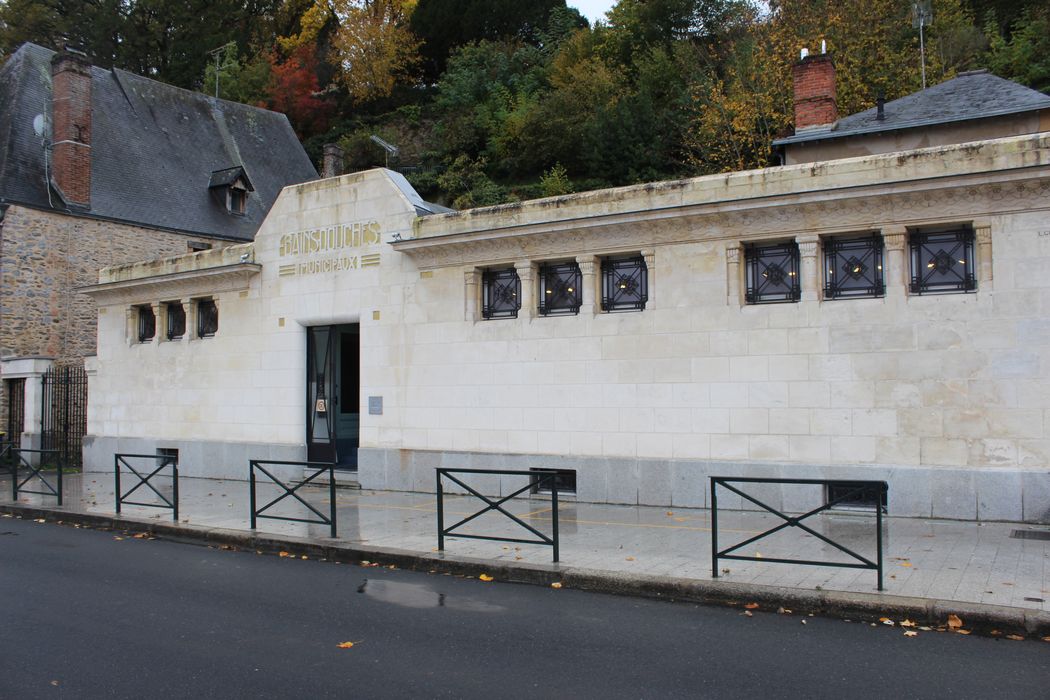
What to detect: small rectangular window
<box><xmin>909</xmin><ymin>226</ymin><xmax>976</xmax><ymax>295</ymax></box>
<box><xmin>538</xmin><ymin>261</ymin><xmax>582</xmax><ymax>316</ymax></box>
<box><xmin>530</xmin><ymin>468</ymin><xmax>576</xmax><ymax>495</ymax></box>
<box><xmin>827</xmin><ymin>481</ymin><xmax>887</xmax><ymax>512</ymax></box>
<box><xmin>156</xmin><ymin>447</ymin><xmax>179</xmax><ymax>467</ymax></box>
<box><xmin>824</xmin><ymin>234</ymin><xmax>884</xmax><ymax>299</ymax></box>
<box><xmin>481</xmin><ymin>268</ymin><xmax>521</xmax><ymax>319</ymax></box>
<box><xmin>745</xmin><ymin>241</ymin><xmax>801</xmax><ymax>304</ymax></box>
<box><xmin>601</xmin><ymin>255</ymin><xmax>648</xmax><ymax>312</ymax></box>
<box><xmin>166</xmin><ymin>302</ymin><xmax>185</xmax><ymax>340</ymax></box>
<box><xmin>197</xmin><ymin>299</ymin><xmax>218</xmax><ymax>337</ymax></box>
<box><xmin>137</xmin><ymin>305</ymin><xmax>155</xmax><ymax>343</ymax></box>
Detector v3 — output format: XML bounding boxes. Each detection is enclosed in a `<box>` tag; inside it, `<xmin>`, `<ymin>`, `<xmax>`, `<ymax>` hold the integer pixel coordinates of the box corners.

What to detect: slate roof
<box><xmin>0</xmin><ymin>43</ymin><xmax>317</xmax><ymax>241</ymax></box>
<box><xmin>773</xmin><ymin>70</ymin><xmax>1050</xmax><ymax>148</ymax></box>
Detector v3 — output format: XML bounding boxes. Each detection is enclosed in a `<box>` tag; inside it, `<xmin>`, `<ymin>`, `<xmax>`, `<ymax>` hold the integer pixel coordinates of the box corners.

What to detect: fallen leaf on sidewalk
<box><xmin>947</xmin><ymin>614</ymin><xmax>963</xmax><ymax>629</ymax></box>
<box><xmin>479</xmin><ymin>574</ymin><xmax>494</xmax><ymax>582</ymax></box>
<box><xmin>625</xmin><ymin>556</ymin><xmax>635</xmax><ymax>561</ymax></box>
<box><xmin>755</xmin><ymin>552</ymin><xmax>762</xmax><ymax>558</ymax></box>
<box><xmin>550</xmin><ymin>582</ymin><xmax>562</xmax><ymax>589</ymax></box>
<box><xmin>744</xmin><ymin>603</ymin><xmax>759</xmax><ymax>610</ymax></box>
<box><xmin>903</xmin><ymin>631</ymin><xmax>918</xmax><ymax>638</ymax></box>
<box><xmin>899</xmin><ymin>562</ymin><xmax>912</xmax><ymax>568</ymax></box>
<box><xmin>666</xmin><ymin>511</ymin><xmax>674</xmax><ymax>516</ymax></box>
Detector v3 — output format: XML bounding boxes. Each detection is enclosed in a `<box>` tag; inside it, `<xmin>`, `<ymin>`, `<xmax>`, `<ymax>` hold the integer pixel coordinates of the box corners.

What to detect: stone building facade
<box><xmin>82</xmin><ymin>133</ymin><xmax>1050</xmax><ymax>523</ymax></box>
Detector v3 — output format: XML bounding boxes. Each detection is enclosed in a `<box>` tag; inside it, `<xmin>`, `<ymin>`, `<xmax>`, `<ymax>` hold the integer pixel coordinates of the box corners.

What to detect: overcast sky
<box><xmin>570</xmin><ymin>0</ymin><xmax>617</xmax><ymax>24</ymax></box>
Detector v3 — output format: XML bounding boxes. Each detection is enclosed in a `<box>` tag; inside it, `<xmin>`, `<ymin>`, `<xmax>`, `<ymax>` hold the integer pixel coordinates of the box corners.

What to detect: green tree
<box><xmin>986</xmin><ymin>8</ymin><xmax>1050</xmax><ymax>93</ymax></box>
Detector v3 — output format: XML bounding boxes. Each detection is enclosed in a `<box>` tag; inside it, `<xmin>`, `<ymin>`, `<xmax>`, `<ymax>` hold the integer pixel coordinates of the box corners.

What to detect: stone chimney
<box><xmin>322</xmin><ymin>143</ymin><xmax>345</xmax><ymax>179</ymax></box>
<box><xmin>792</xmin><ymin>52</ymin><xmax>837</xmax><ymax>132</ymax></box>
<box><xmin>50</xmin><ymin>50</ymin><xmax>93</xmax><ymax>207</ymax></box>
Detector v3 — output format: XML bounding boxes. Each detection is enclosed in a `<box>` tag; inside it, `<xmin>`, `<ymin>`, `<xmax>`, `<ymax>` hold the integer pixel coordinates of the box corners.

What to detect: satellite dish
<box><xmin>32</xmin><ymin>113</ymin><xmax>46</xmax><ymax>138</ymax></box>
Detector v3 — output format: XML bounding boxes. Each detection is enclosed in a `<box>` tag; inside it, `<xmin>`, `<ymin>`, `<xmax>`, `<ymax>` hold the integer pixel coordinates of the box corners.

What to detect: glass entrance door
<box><xmin>306</xmin><ymin>324</ymin><xmax>360</xmax><ymax>469</ymax></box>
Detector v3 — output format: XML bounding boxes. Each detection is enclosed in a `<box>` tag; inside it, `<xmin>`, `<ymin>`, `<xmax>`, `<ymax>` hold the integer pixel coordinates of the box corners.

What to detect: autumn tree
<box><xmin>264</xmin><ymin>43</ymin><xmax>334</xmax><ymax>137</ymax></box>
<box><xmin>328</xmin><ymin>0</ymin><xmax>420</xmax><ymax>103</ymax></box>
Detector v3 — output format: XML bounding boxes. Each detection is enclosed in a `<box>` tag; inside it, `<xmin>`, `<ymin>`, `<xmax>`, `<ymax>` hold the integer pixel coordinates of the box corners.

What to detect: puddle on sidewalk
<box><xmin>357</xmin><ymin>578</ymin><xmax>505</xmax><ymax>613</ymax></box>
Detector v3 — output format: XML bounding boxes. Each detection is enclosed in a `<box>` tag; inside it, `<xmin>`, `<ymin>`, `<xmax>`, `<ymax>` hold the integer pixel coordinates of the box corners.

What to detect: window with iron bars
<box><xmin>538</xmin><ymin>261</ymin><xmax>582</xmax><ymax>316</ymax></box>
<box><xmin>601</xmin><ymin>255</ymin><xmax>648</xmax><ymax>312</ymax></box>
<box><xmin>197</xmin><ymin>299</ymin><xmax>218</xmax><ymax>337</ymax></box>
<box><xmin>137</xmin><ymin>305</ymin><xmax>156</xmax><ymax>342</ymax></box>
<box><xmin>909</xmin><ymin>226</ymin><xmax>976</xmax><ymax>295</ymax></box>
<box><xmin>481</xmin><ymin>267</ymin><xmax>521</xmax><ymax>319</ymax></box>
<box><xmin>745</xmin><ymin>241</ymin><xmax>801</xmax><ymax>304</ymax></box>
<box><xmin>166</xmin><ymin>302</ymin><xmax>186</xmax><ymax>340</ymax></box>
<box><xmin>823</xmin><ymin>234</ymin><xmax>884</xmax><ymax>299</ymax></box>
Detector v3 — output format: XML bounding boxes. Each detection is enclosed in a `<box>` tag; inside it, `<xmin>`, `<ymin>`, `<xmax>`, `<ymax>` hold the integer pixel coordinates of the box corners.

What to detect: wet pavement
<box><xmin>2</xmin><ymin>468</ymin><xmax>1048</xmax><ymax>618</ymax></box>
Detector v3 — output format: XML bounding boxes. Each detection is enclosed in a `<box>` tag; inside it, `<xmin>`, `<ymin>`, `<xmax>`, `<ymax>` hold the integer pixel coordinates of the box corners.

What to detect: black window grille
<box><xmin>530</xmin><ymin>468</ymin><xmax>577</xmax><ymax>495</ymax></box>
<box><xmin>538</xmin><ymin>261</ymin><xmax>582</xmax><ymax>316</ymax></box>
<box><xmin>601</xmin><ymin>255</ymin><xmax>648</xmax><ymax>312</ymax></box>
<box><xmin>909</xmin><ymin>227</ymin><xmax>976</xmax><ymax>295</ymax></box>
<box><xmin>481</xmin><ymin>268</ymin><xmax>521</xmax><ymax>319</ymax></box>
<box><xmin>827</xmin><ymin>481</ymin><xmax>888</xmax><ymax>512</ymax></box>
<box><xmin>824</xmin><ymin>234</ymin><xmax>884</xmax><ymax>299</ymax></box>
<box><xmin>166</xmin><ymin>302</ymin><xmax>186</xmax><ymax>340</ymax></box>
<box><xmin>137</xmin><ymin>306</ymin><xmax>155</xmax><ymax>342</ymax></box>
<box><xmin>745</xmin><ymin>241</ymin><xmax>801</xmax><ymax>304</ymax></box>
<box><xmin>197</xmin><ymin>299</ymin><xmax>218</xmax><ymax>337</ymax></box>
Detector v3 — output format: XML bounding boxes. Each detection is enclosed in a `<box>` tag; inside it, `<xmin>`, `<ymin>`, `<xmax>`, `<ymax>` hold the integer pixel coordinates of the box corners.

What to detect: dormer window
<box><xmin>208</xmin><ymin>166</ymin><xmax>254</xmax><ymax>216</ymax></box>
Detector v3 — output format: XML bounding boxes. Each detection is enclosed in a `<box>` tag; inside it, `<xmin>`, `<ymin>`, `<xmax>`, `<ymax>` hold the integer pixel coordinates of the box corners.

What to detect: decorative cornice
<box><xmin>78</xmin><ymin>263</ymin><xmax>261</xmax><ymax>305</ymax></box>
<box><xmin>396</xmin><ymin>176</ymin><xmax>1050</xmax><ymax>270</ymax></box>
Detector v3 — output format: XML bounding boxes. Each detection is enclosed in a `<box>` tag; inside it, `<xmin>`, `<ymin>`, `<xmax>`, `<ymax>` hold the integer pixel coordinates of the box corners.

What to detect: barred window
<box><xmin>137</xmin><ymin>305</ymin><xmax>155</xmax><ymax>343</ymax></box>
<box><xmin>745</xmin><ymin>241</ymin><xmax>801</xmax><ymax>304</ymax></box>
<box><xmin>909</xmin><ymin>226</ymin><xmax>976</xmax><ymax>295</ymax></box>
<box><xmin>481</xmin><ymin>268</ymin><xmax>521</xmax><ymax>320</ymax></box>
<box><xmin>166</xmin><ymin>302</ymin><xmax>186</xmax><ymax>340</ymax></box>
<box><xmin>601</xmin><ymin>255</ymin><xmax>648</xmax><ymax>312</ymax></box>
<box><xmin>823</xmin><ymin>234</ymin><xmax>884</xmax><ymax>299</ymax></box>
<box><xmin>197</xmin><ymin>299</ymin><xmax>218</xmax><ymax>338</ymax></box>
<box><xmin>538</xmin><ymin>261</ymin><xmax>582</xmax><ymax>316</ymax></box>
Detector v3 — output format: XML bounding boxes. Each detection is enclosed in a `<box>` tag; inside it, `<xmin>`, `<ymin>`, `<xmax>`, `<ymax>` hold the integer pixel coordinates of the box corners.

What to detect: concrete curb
<box><xmin>4</xmin><ymin>502</ymin><xmax>1048</xmax><ymax>639</ymax></box>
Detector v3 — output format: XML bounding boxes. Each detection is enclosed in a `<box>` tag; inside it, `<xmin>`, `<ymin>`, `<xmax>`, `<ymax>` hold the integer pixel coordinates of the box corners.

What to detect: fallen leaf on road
<box><xmin>50</xmin><ymin>680</ymin><xmax>59</xmax><ymax>686</ymax></box>
<box><xmin>745</xmin><ymin>603</ymin><xmax>759</xmax><ymax>610</ymax></box>
<box><xmin>132</xmin><ymin>533</ymin><xmax>149</xmax><ymax>539</ymax></box>
<box><xmin>801</xmin><ymin>620</ymin><xmax>807</xmax><ymax>625</ymax></box>
<box><xmin>550</xmin><ymin>582</ymin><xmax>562</xmax><ymax>589</ymax></box>
<box><xmin>113</xmin><ymin>536</ymin><xmax>124</xmax><ymax>541</ymax></box>
<box><xmin>947</xmin><ymin>614</ymin><xmax>963</xmax><ymax>629</ymax></box>
<box><xmin>743</xmin><ymin>611</ymin><xmax>753</xmax><ymax>617</ymax></box>
<box><xmin>1006</xmin><ymin>634</ymin><xmax>1025</xmax><ymax>641</ymax></box>
<box><xmin>903</xmin><ymin>631</ymin><xmax>918</xmax><ymax>638</ymax></box>
<box><xmin>301</xmin><ymin>555</ymin><xmax>308</xmax><ymax>560</ymax></box>
<box><xmin>1041</xmin><ymin>636</ymin><xmax>1050</xmax><ymax>643</ymax></box>
<box><xmin>336</xmin><ymin>642</ymin><xmax>356</xmax><ymax>649</ymax></box>
<box><xmin>900</xmin><ymin>619</ymin><xmax>916</xmax><ymax>628</ymax></box>
<box><xmin>777</xmin><ymin>607</ymin><xmax>792</xmax><ymax>614</ymax></box>
<box><xmin>879</xmin><ymin>617</ymin><xmax>895</xmax><ymax>626</ymax></box>
<box><xmin>34</xmin><ymin>519</ymin><xmax>45</xmax><ymax>523</ymax></box>
<box><xmin>479</xmin><ymin>574</ymin><xmax>494</xmax><ymax>582</ymax></box>
<box><xmin>279</xmin><ymin>552</ymin><xmax>292</xmax><ymax>558</ymax></box>
<box><xmin>956</xmin><ymin>630</ymin><xmax>972</xmax><ymax>635</ymax></box>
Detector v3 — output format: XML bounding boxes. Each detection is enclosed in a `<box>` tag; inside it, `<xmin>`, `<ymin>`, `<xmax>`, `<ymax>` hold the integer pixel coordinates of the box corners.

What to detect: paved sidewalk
<box><xmin>3</xmin><ymin>471</ymin><xmax>1049</xmax><ymax>633</ymax></box>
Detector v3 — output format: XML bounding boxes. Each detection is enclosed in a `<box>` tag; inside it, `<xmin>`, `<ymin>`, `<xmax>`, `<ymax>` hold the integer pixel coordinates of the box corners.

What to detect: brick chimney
<box><xmin>792</xmin><ymin>52</ymin><xmax>837</xmax><ymax>132</ymax></box>
<box><xmin>50</xmin><ymin>51</ymin><xmax>93</xmax><ymax>207</ymax></box>
<box><xmin>322</xmin><ymin>143</ymin><xmax>345</xmax><ymax>179</ymax></box>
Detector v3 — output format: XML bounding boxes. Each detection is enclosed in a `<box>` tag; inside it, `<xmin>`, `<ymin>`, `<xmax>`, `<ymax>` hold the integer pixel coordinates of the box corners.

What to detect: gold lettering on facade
<box><xmin>277</xmin><ymin>220</ymin><xmax>382</xmax><ymax>277</ymax></box>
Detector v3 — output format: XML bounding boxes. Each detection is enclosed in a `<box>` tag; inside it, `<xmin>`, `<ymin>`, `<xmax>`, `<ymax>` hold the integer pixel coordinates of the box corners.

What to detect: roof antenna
<box><xmin>207</xmin><ymin>42</ymin><xmax>235</xmax><ymax>99</ymax></box>
<box><xmin>912</xmin><ymin>1</ymin><xmax>932</xmax><ymax>90</ymax></box>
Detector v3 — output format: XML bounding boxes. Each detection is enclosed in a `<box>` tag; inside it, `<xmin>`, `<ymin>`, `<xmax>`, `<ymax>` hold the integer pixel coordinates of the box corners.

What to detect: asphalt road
<box><xmin>1</xmin><ymin>516</ymin><xmax>1047</xmax><ymax>699</ymax></box>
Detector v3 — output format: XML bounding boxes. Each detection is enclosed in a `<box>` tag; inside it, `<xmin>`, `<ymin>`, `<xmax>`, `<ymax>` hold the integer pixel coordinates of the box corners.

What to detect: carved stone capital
<box><xmin>576</xmin><ymin>255</ymin><xmax>597</xmax><ymax>276</ymax></box>
<box><xmin>725</xmin><ymin>243</ymin><xmax>740</xmax><ymax>265</ymax></box>
<box><xmin>796</xmin><ymin>235</ymin><xmax>820</xmax><ymax>258</ymax></box>
<box><xmin>975</xmin><ymin>225</ymin><xmax>992</xmax><ymax>245</ymax></box>
<box><xmin>882</xmin><ymin>225</ymin><xmax>908</xmax><ymax>251</ymax></box>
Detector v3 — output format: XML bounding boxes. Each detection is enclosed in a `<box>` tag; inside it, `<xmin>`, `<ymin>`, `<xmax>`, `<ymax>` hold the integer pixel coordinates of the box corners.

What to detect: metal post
<box><xmin>56</xmin><ymin>452</ymin><xmax>63</xmax><ymax>506</ymax></box>
<box><xmin>876</xmin><ymin>484</ymin><xmax>884</xmax><ymax>591</ymax></box>
<box><xmin>551</xmin><ymin>477</ymin><xmax>559</xmax><ymax>563</ymax></box>
<box><xmin>436</xmin><ymin>470</ymin><xmax>444</xmax><ymax>552</ymax></box>
<box><xmin>249</xmin><ymin>463</ymin><xmax>257</xmax><ymax>530</ymax></box>
<box><xmin>115</xmin><ymin>456</ymin><xmax>122</xmax><ymax>513</ymax></box>
<box><xmin>11</xmin><ymin>448</ymin><xmax>18</xmax><ymax>500</ymax></box>
<box><xmin>710</xmin><ymin>477</ymin><xmax>719</xmax><ymax>578</ymax></box>
<box><xmin>329</xmin><ymin>464</ymin><xmax>337</xmax><ymax>539</ymax></box>
<box><xmin>172</xmin><ymin>462</ymin><xmax>180</xmax><ymax>522</ymax></box>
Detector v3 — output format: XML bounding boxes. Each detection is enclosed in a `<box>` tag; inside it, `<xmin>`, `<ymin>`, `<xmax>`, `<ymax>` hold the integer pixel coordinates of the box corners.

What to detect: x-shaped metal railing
<box><xmin>7</xmin><ymin>445</ymin><xmax>62</xmax><ymax>505</ymax></box>
<box><xmin>436</xmin><ymin>468</ymin><xmax>561</xmax><ymax>562</ymax></box>
<box><xmin>711</xmin><ymin>477</ymin><xmax>887</xmax><ymax>590</ymax></box>
<box><xmin>115</xmin><ymin>453</ymin><xmax>179</xmax><ymax>521</ymax></box>
<box><xmin>249</xmin><ymin>460</ymin><xmax>337</xmax><ymax>538</ymax></box>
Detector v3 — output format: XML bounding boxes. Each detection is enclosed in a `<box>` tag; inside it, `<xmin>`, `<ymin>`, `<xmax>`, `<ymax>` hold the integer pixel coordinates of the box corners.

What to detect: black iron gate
<box><xmin>5</xmin><ymin>378</ymin><xmax>25</xmax><ymax>447</ymax></box>
<box><xmin>41</xmin><ymin>366</ymin><xmax>87</xmax><ymax>468</ymax></box>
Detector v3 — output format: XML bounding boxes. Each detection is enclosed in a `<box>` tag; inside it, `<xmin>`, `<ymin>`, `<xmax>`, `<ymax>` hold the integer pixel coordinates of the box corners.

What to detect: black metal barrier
<box><xmin>249</xmin><ymin>460</ymin><xmax>337</xmax><ymax>538</ymax></box>
<box><xmin>115</xmin><ymin>453</ymin><xmax>179</xmax><ymax>521</ymax></box>
<box><xmin>7</xmin><ymin>445</ymin><xmax>63</xmax><ymax>505</ymax></box>
<box><xmin>436</xmin><ymin>468</ymin><xmax>561</xmax><ymax>562</ymax></box>
<box><xmin>711</xmin><ymin>477</ymin><xmax>887</xmax><ymax>590</ymax></box>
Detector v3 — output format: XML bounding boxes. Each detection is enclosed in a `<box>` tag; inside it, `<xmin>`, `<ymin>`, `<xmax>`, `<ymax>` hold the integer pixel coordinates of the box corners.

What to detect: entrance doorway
<box><xmin>306</xmin><ymin>324</ymin><xmax>360</xmax><ymax>469</ymax></box>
